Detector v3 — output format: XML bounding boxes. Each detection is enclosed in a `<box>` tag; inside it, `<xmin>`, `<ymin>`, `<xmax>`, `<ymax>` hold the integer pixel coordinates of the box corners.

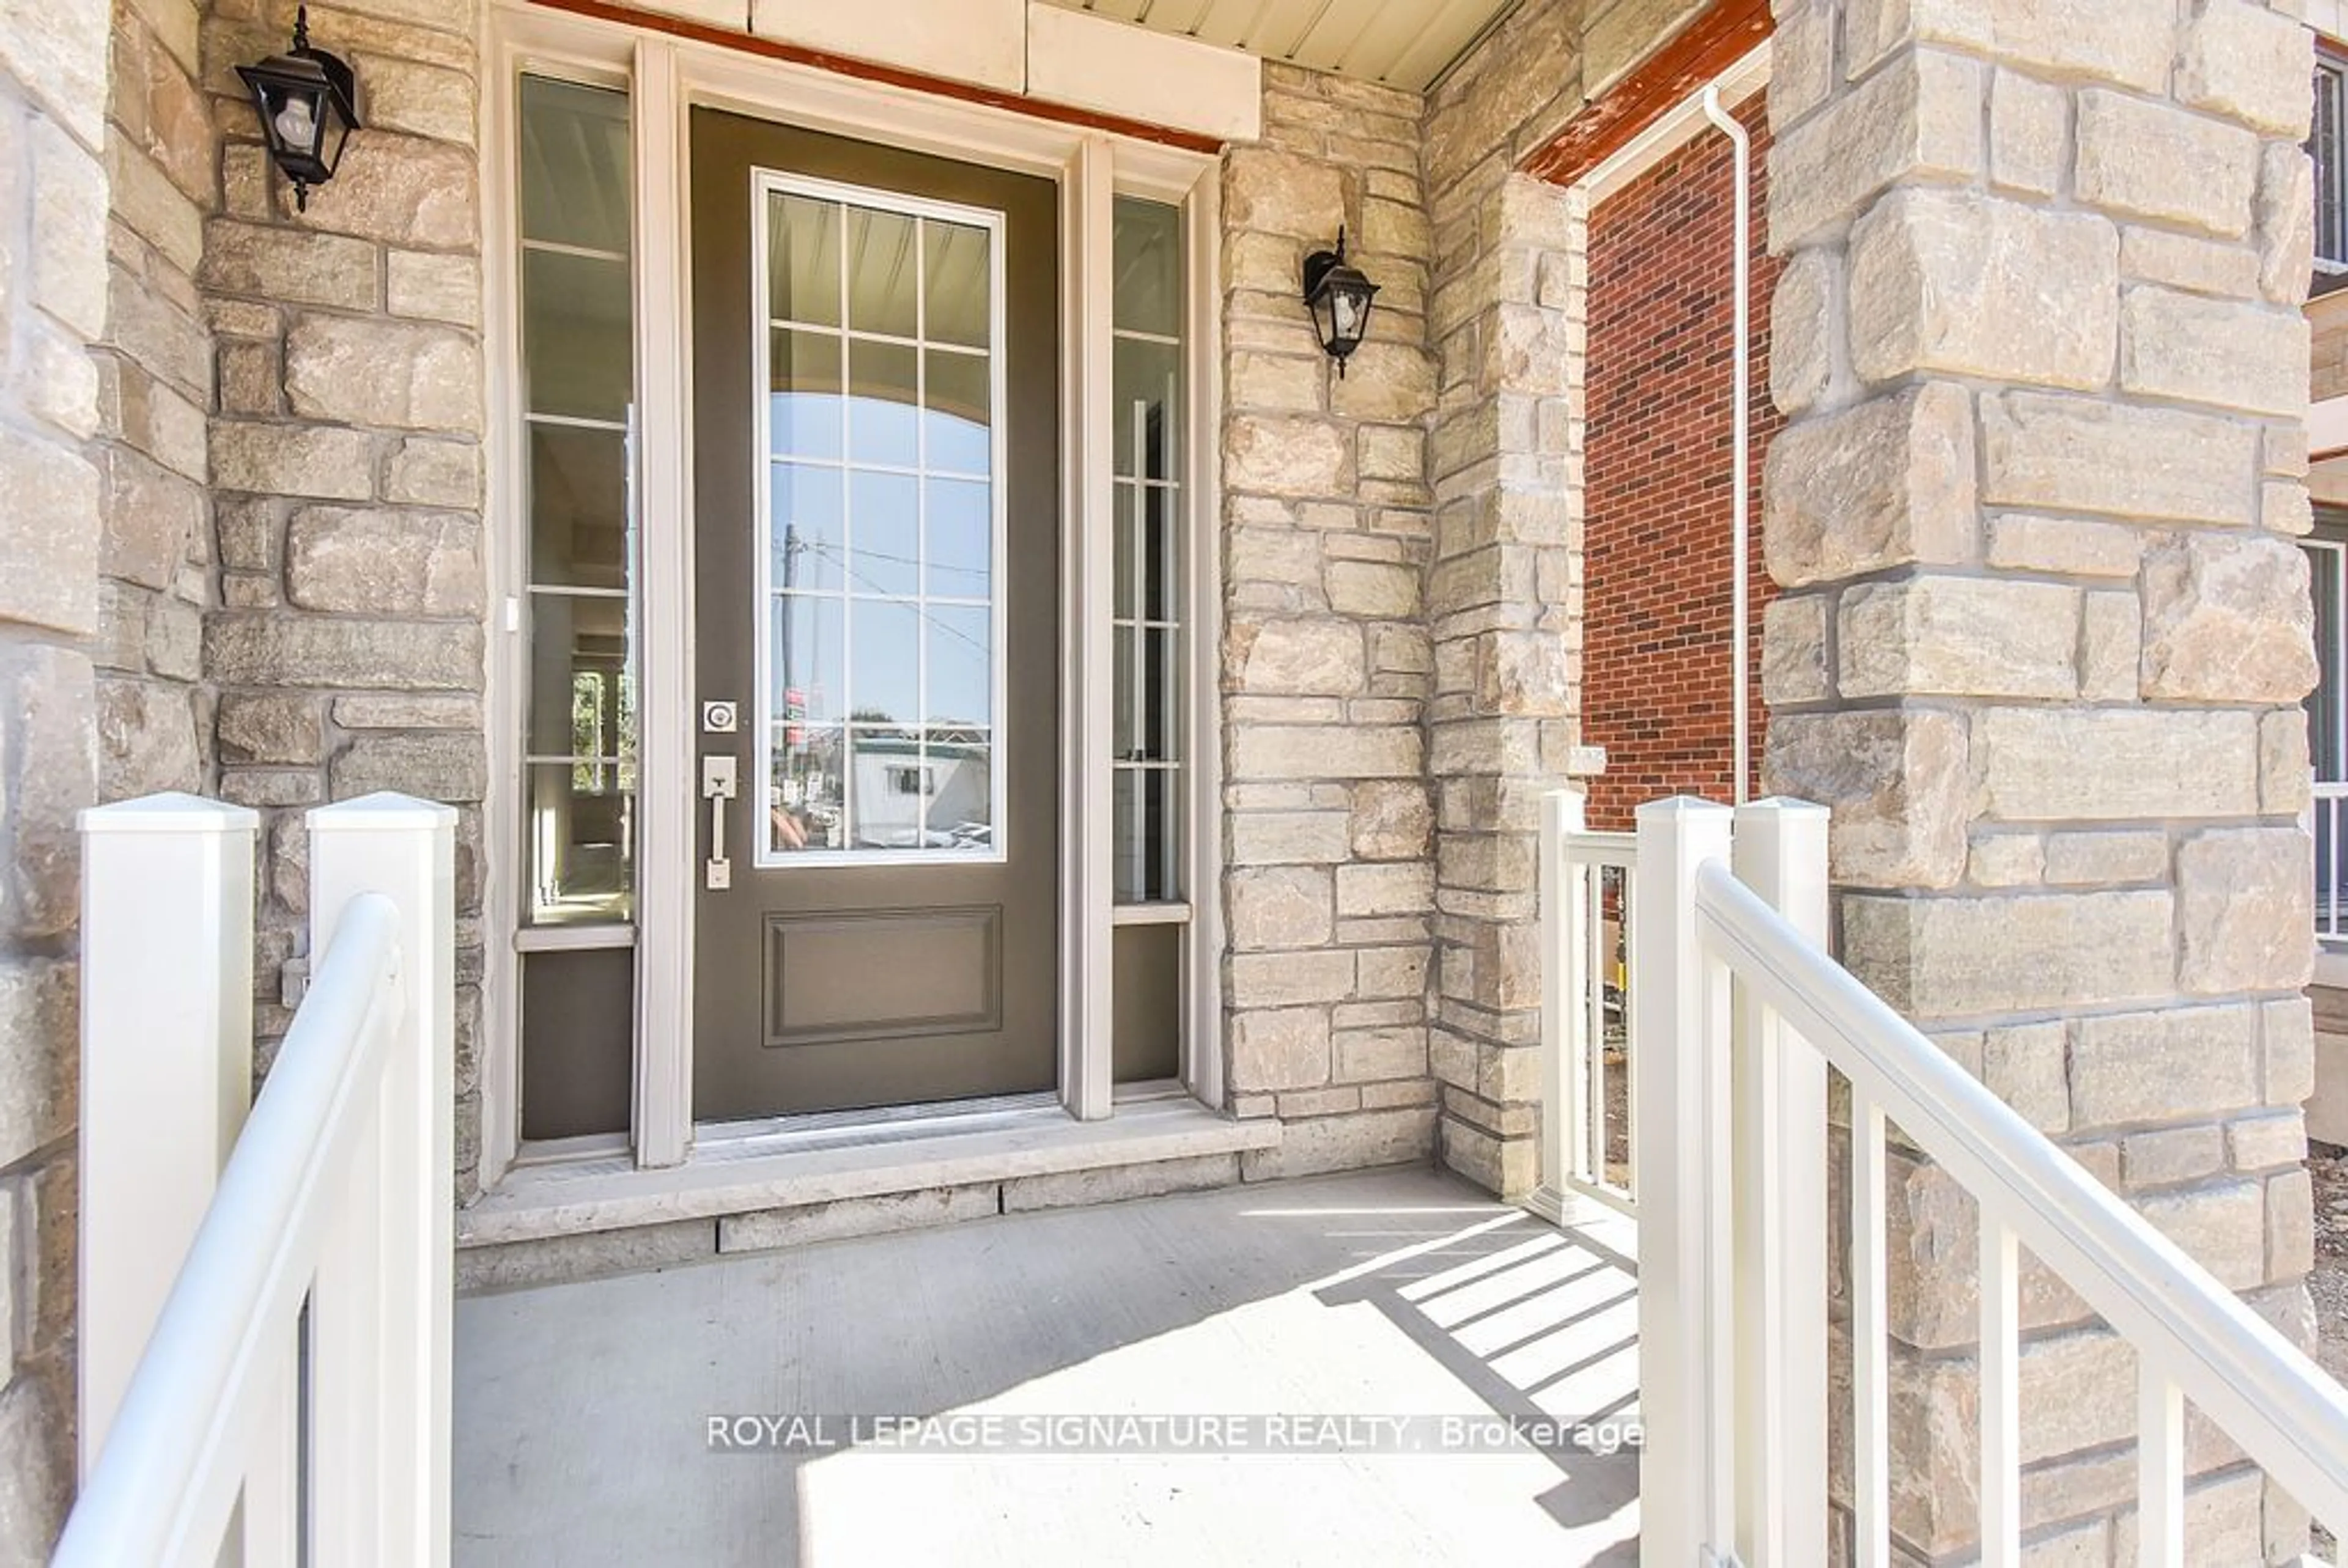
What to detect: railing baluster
<box><xmin>1619</xmin><ymin>863</ymin><xmax>1638</xmax><ymax>1202</ymax></box>
<box><xmin>240</xmin><ymin>1350</ymin><xmax>300</xmax><ymax>1567</ymax></box>
<box><xmin>1539</xmin><ymin>790</ymin><xmax>1574</xmax><ymax>1204</ymax></box>
<box><xmin>1588</xmin><ymin>862</ymin><xmax>1608</xmax><ymax>1189</ymax></box>
<box><xmin>1853</xmin><ymin>1084</ymin><xmax>1891</xmax><ymax>1568</ymax></box>
<box><xmin>1981</xmin><ymin>1215</ymin><xmax>2022</xmax><ymax>1567</ymax></box>
<box><xmin>2138</xmin><ymin>1364</ymin><xmax>2184</xmax><ymax>1567</ymax></box>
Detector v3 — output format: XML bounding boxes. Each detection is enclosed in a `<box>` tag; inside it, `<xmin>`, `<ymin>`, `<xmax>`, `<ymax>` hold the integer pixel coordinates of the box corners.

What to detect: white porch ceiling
<box><xmin>1035</xmin><ymin>0</ymin><xmax>1523</xmax><ymax>92</ymax></box>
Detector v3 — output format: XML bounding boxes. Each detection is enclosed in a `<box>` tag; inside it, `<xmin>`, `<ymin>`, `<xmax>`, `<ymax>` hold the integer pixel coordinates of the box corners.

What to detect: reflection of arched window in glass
<box><xmin>1110</xmin><ymin>197</ymin><xmax>1184</xmax><ymax>907</ymax></box>
<box><xmin>759</xmin><ymin>180</ymin><xmax>1002</xmax><ymax>859</ymax></box>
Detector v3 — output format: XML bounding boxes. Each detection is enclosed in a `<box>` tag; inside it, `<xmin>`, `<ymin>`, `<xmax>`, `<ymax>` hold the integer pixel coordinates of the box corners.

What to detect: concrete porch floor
<box><xmin>452</xmin><ymin>1166</ymin><xmax>1641</xmax><ymax>1566</ymax></box>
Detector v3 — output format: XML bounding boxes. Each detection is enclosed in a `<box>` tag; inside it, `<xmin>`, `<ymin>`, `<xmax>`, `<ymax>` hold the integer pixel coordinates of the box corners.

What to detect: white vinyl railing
<box><xmin>1611</xmin><ymin>793</ymin><xmax>2348</xmax><ymax>1567</ymax></box>
<box><xmin>1534</xmin><ymin>791</ymin><xmax>1638</xmax><ymax>1219</ymax></box>
<box><xmin>2316</xmin><ymin>778</ymin><xmax>2348</xmax><ymax>946</ymax></box>
<box><xmin>56</xmin><ymin>792</ymin><xmax>457</xmax><ymax>1568</ymax></box>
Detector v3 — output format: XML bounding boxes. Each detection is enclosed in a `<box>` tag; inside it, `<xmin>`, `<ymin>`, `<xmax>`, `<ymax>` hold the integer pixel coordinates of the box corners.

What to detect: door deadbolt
<box><xmin>703</xmin><ymin>700</ymin><xmax>739</xmax><ymax>734</ymax></box>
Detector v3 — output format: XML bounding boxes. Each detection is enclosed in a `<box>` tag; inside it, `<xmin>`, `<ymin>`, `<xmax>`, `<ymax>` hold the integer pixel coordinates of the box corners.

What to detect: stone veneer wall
<box><xmin>1416</xmin><ymin>0</ymin><xmax>1615</xmax><ymax>1196</ymax></box>
<box><xmin>98</xmin><ymin>0</ymin><xmax>215</xmax><ymax>805</ymax></box>
<box><xmin>1217</xmin><ymin>63</ymin><xmax>1445</xmax><ymax>1178</ymax></box>
<box><xmin>0</xmin><ymin>0</ymin><xmax>110</xmax><ymax>1547</ymax></box>
<box><xmin>1761</xmin><ymin>0</ymin><xmax>2320</xmax><ymax>1556</ymax></box>
<box><xmin>198</xmin><ymin>0</ymin><xmax>489</xmax><ymax>1193</ymax></box>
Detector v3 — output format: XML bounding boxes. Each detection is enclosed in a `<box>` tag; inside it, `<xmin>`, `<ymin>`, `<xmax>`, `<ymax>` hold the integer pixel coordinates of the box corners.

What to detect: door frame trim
<box><xmin>481</xmin><ymin>2</ymin><xmax>1224</xmax><ymax>1188</ymax></box>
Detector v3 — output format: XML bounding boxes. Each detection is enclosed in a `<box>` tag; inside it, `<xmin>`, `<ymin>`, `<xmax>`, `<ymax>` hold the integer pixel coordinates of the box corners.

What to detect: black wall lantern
<box><xmin>237</xmin><ymin>6</ymin><xmax>360</xmax><ymax>212</ymax></box>
<box><xmin>1301</xmin><ymin>227</ymin><xmax>1379</xmax><ymax>376</ymax></box>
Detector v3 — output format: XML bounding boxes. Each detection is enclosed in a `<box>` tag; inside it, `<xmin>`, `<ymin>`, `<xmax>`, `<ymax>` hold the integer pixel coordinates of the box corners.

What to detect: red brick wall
<box><xmin>1583</xmin><ymin>88</ymin><xmax>1782</xmax><ymax>831</ymax></box>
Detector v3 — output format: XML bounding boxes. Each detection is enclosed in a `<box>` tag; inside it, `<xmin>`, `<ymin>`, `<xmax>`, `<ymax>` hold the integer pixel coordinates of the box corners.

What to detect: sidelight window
<box><xmin>1110</xmin><ymin>197</ymin><xmax>1186</xmax><ymax>907</ymax></box>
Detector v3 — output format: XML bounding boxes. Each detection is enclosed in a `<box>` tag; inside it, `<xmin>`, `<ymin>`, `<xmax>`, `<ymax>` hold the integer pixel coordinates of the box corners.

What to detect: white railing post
<box><xmin>1634</xmin><ymin>795</ymin><xmax>1737</xmax><ymax>1564</ymax></box>
<box><xmin>1730</xmin><ymin>798</ymin><xmax>1831</xmax><ymax>1568</ymax></box>
<box><xmin>1538</xmin><ymin>789</ymin><xmax>1583</xmax><ymax>1218</ymax></box>
<box><xmin>78</xmin><ymin>793</ymin><xmax>259</xmax><ymax>1476</ymax></box>
<box><xmin>308</xmin><ymin>793</ymin><xmax>457</xmax><ymax>1568</ymax></box>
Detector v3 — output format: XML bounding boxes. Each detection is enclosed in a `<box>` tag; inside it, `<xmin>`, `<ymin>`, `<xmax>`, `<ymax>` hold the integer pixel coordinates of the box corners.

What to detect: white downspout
<box><xmin>1702</xmin><ymin>85</ymin><xmax>1752</xmax><ymax>806</ymax></box>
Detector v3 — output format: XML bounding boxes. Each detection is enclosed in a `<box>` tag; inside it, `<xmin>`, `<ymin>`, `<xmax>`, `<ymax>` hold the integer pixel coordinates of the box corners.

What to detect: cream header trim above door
<box><xmin>547</xmin><ymin>0</ymin><xmax>1264</xmax><ymax>143</ymax></box>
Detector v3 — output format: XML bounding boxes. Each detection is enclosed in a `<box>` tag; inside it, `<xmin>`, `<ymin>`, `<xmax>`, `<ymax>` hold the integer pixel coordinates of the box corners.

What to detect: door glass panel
<box><xmin>517</xmin><ymin>77</ymin><xmax>630</xmax><ymax>254</ymax></box>
<box><xmin>847</xmin><ymin>337</ymin><xmax>920</xmax><ymax>468</ymax></box>
<box><xmin>525</xmin><ymin>762</ymin><xmax>635</xmax><ymax>924</ymax></box>
<box><xmin>761</xmin><ymin>179</ymin><xmax>1002</xmax><ymax>863</ymax></box>
<box><xmin>528</xmin><ymin>426</ymin><xmax>629</xmax><ymax>591</ymax></box>
<box><xmin>523</xmin><ymin>248</ymin><xmax>633</xmax><ymax>422</ymax></box>
<box><xmin>769</xmin><ymin>193</ymin><xmax>842</xmax><ymax>326</ymax></box>
<box><xmin>845</xmin><ymin>205</ymin><xmax>920</xmax><ymax>337</ymax></box>
<box><xmin>769</xmin><ymin>328</ymin><xmax>843</xmax><ymax>460</ymax></box>
<box><xmin>925</xmin><ymin>219</ymin><xmax>991</xmax><ymax>348</ymax></box>
<box><xmin>1113</xmin><ymin>197</ymin><xmax>1181</xmax><ymax>339</ymax></box>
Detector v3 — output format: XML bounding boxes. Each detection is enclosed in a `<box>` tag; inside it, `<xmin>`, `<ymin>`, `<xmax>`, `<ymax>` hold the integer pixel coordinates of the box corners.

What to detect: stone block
<box><xmin>1765</xmin><ymin>383</ymin><xmax>1974</xmax><ymax>588</ymax></box>
<box><xmin>2259</xmin><ymin>143</ymin><xmax>2316</xmax><ymax>307</ymax></box>
<box><xmin>2177</xmin><ymin>827</ymin><xmax>2313</xmax><ymax>995</ymax></box>
<box><xmin>2040</xmin><ymin>829</ymin><xmax>2166</xmax><ymax>886</ymax></box>
<box><xmin>1349</xmin><ymin>780</ymin><xmax>1431</xmax><ymax>860</ymax></box>
<box><xmin>1840</xmin><ymin>890</ymin><xmax>2175</xmax><ymax>1017</ymax></box>
<box><xmin>2077</xmin><ymin>589</ymin><xmax>2140</xmax><ymax>702</ymax></box>
<box><xmin>1334</xmin><ymin>1026</ymin><xmax>1427</xmax><ymax>1083</ymax></box>
<box><xmin>382</xmin><ymin>437</ymin><xmax>482</xmax><ymax>508</ymax></box>
<box><xmin>2139</xmin><ymin>531</ymin><xmax>2317</xmax><ymax>704</ymax></box>
<box><xmin>2141</xmin><ymin>1179</ymin><xmax>2267</xmax><ymax>1290</ymax></box>
<box><xmin>2267</xmin><ymin>998</ymin><xmax>2316</xmax><ymax>1106</ymax></box>
<box><xmin>1965</xmin><ymin>831</ymin><xmax>2042</xmax><ymax>888</ymax></box>
<box><xmin>2272</xmin><ymin>1168</ymin><xmax>2316</xmax><ymax>1282</ymax></box>
<box><xmin>1230</xmin><ymin>724</ymin><xmax>1419</xmax><ymax>781</ymax></box>
<box><xmin>1326</xmin><ymin>560</ymin><xmax>1419</xmax><ymax>618</ymax></box>
<box><xmin>2120</xmin><ymin>227</ymin><xmax>2261</xmax><ymax>300</ymax></box>
<box><xmin>1227</xmin><ymin>866</ymin><xmax>1334</xmax><ymax>951</ymax></box>
<box><xmin>2120</xmin><ymin>285</ymin><xmax>2306</xmax><ymax>418</ymax></box>
<box><xmin>1760</xmin><ymin>592</ymin><xmax>1831</xmax><ymax>705</ymax></box>
<box><xmin>0</xmin><ymin>646</ymin><xmax>92</xmax><ymax>941</ymax></box>
<box><xmin>1976</xmin><ymin>707</ymin><xmax>2258</xmax><ymax>822</ymax></box>
<box><xmin>1848</xmin><ymin>189</ymin><xmax>2116</xmax><ymax>391</ymax></box>
<box><xmin>353</xmin><ymin>54</ymin><xmax>477</xmax><ymax>142</ymax></box>
<box><xmin>1987</xmin><ymin>68</ymin><xmax>2066</xmax><ymax>198</ymax></box>
<box><xmin>96</xmin><ymin>677</ymin><xmax>200</xmax><ymax>799</ymax></box>
<box><xmin>1768</xmin><ymin>48</ymin><xmax>1982</xmax><ymax>250</ymax></box>
<box><xmin>1226</xmin><ymin>414</ymin><xmax>1350</xmax><ymax>498</ymax></box>
<box><xmin>205</xmin><ymin>614</ymin><xmax>484</xmax><ymax>691</ymax></box>
<box><xmin>2261</xmin><ymin>707</ymin><xmax>2312</xmax><ymax>815</ymax></box>
<box><xmin>1769</xmin><ymin>247</ymin><xmax>1835</xmax><ymax>417</ymax></box>
<box><xmin>2075</xmin><ymin>90</ymin><xmax>2258</xmax><ymax>239</ymax></box>
<box><xmin>1979</xmin><ymin>391</ymin><xmax>2259</xmax><ymax>526</ymax></box>
<box><xmin>216</xmin><ymin>692</ymin><xmax>321</xmax><ymax>765</ymax></box>
<box><xmin>286</xmin><ymin>130</ymin><xmax>479</xmax><ymax>249</ymax></box>
<box><xmin>2122</xmin><ymin>1125</ymin><xmax>2226</xmax><ymax>1188</ymax></box>
<box><xmin>30</xmin><ymin>118</ymin><xmax>105</xmax><ymax>339</ymax></box>
<box><xmin>0</xmin><ymin>428</ymin><xmax>99</xmax><ymax>636</ymax></box>
<box><xmin>1847</xmin><ymin>0</ymin><xmax>2173</xmax><ymax>92</ymax></box>
<box><xmin>334</xmin><ymin>694</ymin><xmax>481</xmax><ymax>731</ymax></box>
<box><xmin>0</xmin><ymin>959</ymin><xmax>75</xmax><ymax>1169</ymax></box>
<box><xmin>1239</xmin><ymin>1105</ymin><xmax>1435</xmax><ymax>1180</ymax></box>
<box><xmin>1229</xmin><ymin>1007</ymin><xmax>1331</xmax><ymax>1091</ymax></box>
<box><xmin>1222</xmin><ymin>147</ymin><xmax>1344</xmax><ymax>241</ymax></box>
<box><xmin>200</xmin><ymin>219</ymin><xmax>379</xmax><ymax>312</ymax></box>
<box><xmin>1229</xmin><ymin>951</ymin><xmax>1353</xmax><ymax>1007</ymax></box>
<box><xmin>1983</xmin><ymin>514</ymin><xmax>2141</xmax><ymax>578</ymax></box>
<box><xmin>1336</xmin><ymin>862</ymin><xmax>1433</xmax><ymax>918</ymax></box>
<box><xmin>2229</xmin><ymin>1111</ymin><xmax>2307</xmax><ymax>1173</ymax></box>
<box><xmin>2177</xmin><ymin>0</ymin><xmax>2314</xmax><ymax>139</ymax></box>
<box><xmin>1230</xmin><ymin>811</ymin><xmax>1349</xmax><ymax>866</ymax></box>
<box><xmin>386</xmin><ymin>250</ymin><xmax>484</xmax><ymax>328</ymax></box>
<box><xmin>718</xmin><ymin>1185</ymin><xmax>997</xmax><ymax>1254</ymax></box>
<box><xmin>1836</xmin><ymin>575</ymin><xmax>2080</xmax><ymax>699</ymax></box>
<box><xmin>210</xmin><ymin>422</ymin><xmax>374</xmax><ymax>501</ymax></box>
<box><xmin>284</xmin><ymin>316</ymin><xmax>485</xmax><ymax>436</ymax></box>
<box><xmin>285</xmin><ymin>507</ymin><xmax>483</xmax><ymax>616</ymax></box>
<box><xmin>329</xmin><ymin>733</ymin><xmax>488</xmax><ymax>803</ymax></box>
<box><xmin>1762</xmin><ymin>709</ymin><xmax>1968</xmax><ymax>889</ymax></box>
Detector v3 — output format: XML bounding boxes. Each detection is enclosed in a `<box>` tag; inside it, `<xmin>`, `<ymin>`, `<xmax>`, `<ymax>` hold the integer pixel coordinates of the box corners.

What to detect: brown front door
<box><xmin>689</xmin><ymin>109</ymin><xmax>1060</xmax><ymax>1121</ymax></box>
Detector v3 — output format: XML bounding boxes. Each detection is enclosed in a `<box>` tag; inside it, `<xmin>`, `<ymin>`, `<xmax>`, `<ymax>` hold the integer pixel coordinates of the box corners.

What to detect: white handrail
<box><xmin>1694</xmin><ymin>861</ymin><xmax>2348</xmax><ymax>1533</ymax></box>
<box><xmin>54</xmin><ymin>896</ymin><xmax>406</xmax><ymax>1567</ymax></box>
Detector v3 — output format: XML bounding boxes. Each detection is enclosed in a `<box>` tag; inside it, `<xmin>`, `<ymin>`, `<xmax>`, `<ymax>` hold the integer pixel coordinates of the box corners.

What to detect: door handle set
<box><xmin>703</xmin><ymin>754</ymin><xmax>739</xmax><ymax>891</ymax></box>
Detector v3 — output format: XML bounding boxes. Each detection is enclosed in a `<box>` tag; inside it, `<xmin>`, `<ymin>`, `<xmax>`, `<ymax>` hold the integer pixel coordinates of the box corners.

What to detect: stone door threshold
<box><xmin>456</xmin><ymin>1093</ymin><xmax>1281</xmax><ymax>1292</ymax></box>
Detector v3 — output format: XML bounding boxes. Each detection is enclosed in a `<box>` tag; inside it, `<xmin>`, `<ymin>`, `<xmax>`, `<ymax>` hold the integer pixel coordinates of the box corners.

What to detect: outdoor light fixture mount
<box><xmin>1301</xmin><ymin>227</ymin><xmax>1379</xmax><ymax>377</ymax></box>
<box><xmin>237</xmin><ymin>6</ymin><xmax>360</xmax><ymax>213</ymax></box>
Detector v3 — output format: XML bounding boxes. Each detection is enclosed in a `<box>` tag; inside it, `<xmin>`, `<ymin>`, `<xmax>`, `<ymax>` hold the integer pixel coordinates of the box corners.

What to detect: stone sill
<box><xmin>457</xmin><ymin>1093</ymin><xmax>1280</xmax><ymax>1251</ymax></box>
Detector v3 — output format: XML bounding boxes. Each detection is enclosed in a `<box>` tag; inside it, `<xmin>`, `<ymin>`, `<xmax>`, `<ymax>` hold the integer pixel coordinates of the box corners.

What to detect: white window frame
<box><xmin>2317</xmin><ymin>53</ymin><xmax>2348</xmax><ymax>276</ymax></box>
<box><xmin>480</xmin><ymin>1</ymin><xmax>1224</xmax><ymax>1189</ymax></box>
<box><xmin>748</xmin><ymin>171</ymin><xmax>1011</xmax><ymax>869</ymax></box>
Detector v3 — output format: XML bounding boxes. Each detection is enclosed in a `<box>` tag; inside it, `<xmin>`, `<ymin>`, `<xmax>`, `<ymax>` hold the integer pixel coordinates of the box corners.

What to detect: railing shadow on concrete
<box><xmin>56</xmin><ymin>791</ymin><xmax>457</xmax><ymax>1568</ymax></box>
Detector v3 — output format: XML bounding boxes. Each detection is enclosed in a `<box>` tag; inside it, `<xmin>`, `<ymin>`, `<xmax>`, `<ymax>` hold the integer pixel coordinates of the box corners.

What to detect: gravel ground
<box><xmin>2313</xmin><ymin>1143</ymin><xmax>2348</xmax><ymax>1385</ymax></box>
